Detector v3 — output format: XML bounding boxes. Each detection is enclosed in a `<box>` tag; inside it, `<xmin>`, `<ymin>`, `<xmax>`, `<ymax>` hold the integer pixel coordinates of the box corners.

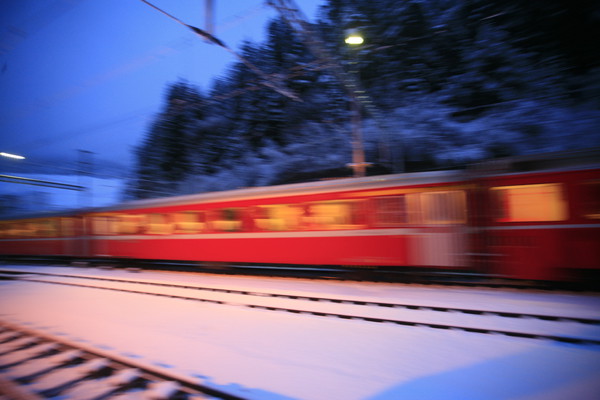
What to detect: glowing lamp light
<box><xmin>344</xmin><ymin>35</ymin><xmax>364</xmax><ymax>45</ymax></box>
<box><xmin>0</xmin><ymin>152</ymin><xmax>25</xmax><ymax>160</ymax></box>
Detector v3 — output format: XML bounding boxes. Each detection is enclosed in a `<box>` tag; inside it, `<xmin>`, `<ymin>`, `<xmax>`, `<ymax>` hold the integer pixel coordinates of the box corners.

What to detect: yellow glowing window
<box><xmin>491</xmin><ymin>183</ymin><xmax>567</xmax><ymax>222</ymax></box>
<box><xmin>212</xmin><ymin>209</ymin><xmax>242</xmax><ymax>232</ymax></box>
<box><xmin>174</xmin><ymin>212</ymin><xmax>205</xmax><ymax>233</ymax></box>
<box><xmin>255</xmin><ymin>205</ymin><xmax>303</xmax><ymax>231</ymax></box>
<box><xmin>20</xmin><ymin>221</ymin><xmax>37</xmax><ymax>237</ymax></box>
<box><xmin>146</xmin><ymin>214</ymin><xmax>173</xmax><ymax>234</ymax></box>
<box><xmin>421</xmin><ymin>190</ymin><xmax>467</xmax><ymax>224</ymax></box>
<box><xmin>307</xmin><ymin>201</ymin><xmax>364</xmax><ymax>229</ymax></box>
<box><xmin>117</xmin><ymin>215</ymin><xmax>144</xmax><ymax>234</ymax></box>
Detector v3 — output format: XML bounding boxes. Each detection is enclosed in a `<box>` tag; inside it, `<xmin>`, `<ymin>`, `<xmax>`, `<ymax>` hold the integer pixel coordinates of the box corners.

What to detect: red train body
<box><xmin>1</xmin><ymin>151</ymin><xmax>598</xmax><ymax>282</ymax></box>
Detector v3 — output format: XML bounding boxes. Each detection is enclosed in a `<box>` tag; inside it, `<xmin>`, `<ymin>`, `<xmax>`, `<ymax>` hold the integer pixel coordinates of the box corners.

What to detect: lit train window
<box><xmin>421</xmin><ymin>190</ymin><xmax>467</xmax><ymax>224</ymax></box>
<box><xmin>254</xmin><ymin>205</ymin><xmax>303</xmax><ymax>231</ymax></box>
<box><xmin>92</xmin><ymin>217</ymin><xmax>109</xmax><ymax>235</ymax></box>
<box><xmin>583</xmin><ymin>180</ymin><xmax>600</xmax><ymax>219</ymax></box>
<box><xmin>92</xmin><ymin>216</ymin><xmax>119</xmax><ymax>235</ymax></box>
<box><xmin>306</xmin><ymin>201</ymin><xmax>364</xmax><ymax>229</ymax></box>
<box><xmin>406</xmin><ymin>193</ymin><xmax>422</xmax><ymax>224</ymax></box>
<box><xmin>211</xmin><ymin>209</ymin><xmax>242</xmax><ymax>232</ymax></box>
<box><xmin>19</xmin><ymin>221</ymin><xmax>36</xmax><ymax>237</ymax></box>
<box><xmin>491</xmin><ymin>183</ymin><xmax>566</xmax><ymax>222</ymax></box>
<box><xmin>117</xmin><ymin>215</ymin><xmax>144</xmax><ymax>234</ymax></box>
<box><xmin>146</xmin><ymin>214</ymin><xmax>173</xmax><ymax>234</ymax></box>
<box><xmin>174</xmin><ymin>211</ymin><xmax>205</xmax><ymax>233</ymax></box>
<box><xmin>373</xmin><ymin>196</ymin><xmax>408</xmax><ymax>226</ymax></box>
<box><xmin>5</xmin><ymin>222</ymin><xmax>21</xmax><ymax>237</ymax></box>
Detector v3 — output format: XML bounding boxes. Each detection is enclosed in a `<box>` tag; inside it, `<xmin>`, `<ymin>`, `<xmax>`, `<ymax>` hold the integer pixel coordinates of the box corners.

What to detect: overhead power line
<box><xmin>0</xmin><ymin>174</ymin><xmax>84</xmax><ymax>191</ymax></box>
<box><xmin>140</xmin><ymin>0</ymin><xmax>302</xmax><ymax>102</ymax></box>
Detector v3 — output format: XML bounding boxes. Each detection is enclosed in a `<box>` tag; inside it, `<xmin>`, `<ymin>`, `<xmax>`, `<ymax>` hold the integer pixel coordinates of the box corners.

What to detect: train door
<box><xmin>408</xmin><ymin>189</ymin><xmax>468</xmax><ymax>268</ymax></box>
<box><xmin>485</xmin><ymin>181</ymin><xmax>568</xmax><ymax>281</ymax></box>
<box><xmin>66</xmin><ymin>216</ymin><xmax>90</xmax><ymax>258</ymax></box>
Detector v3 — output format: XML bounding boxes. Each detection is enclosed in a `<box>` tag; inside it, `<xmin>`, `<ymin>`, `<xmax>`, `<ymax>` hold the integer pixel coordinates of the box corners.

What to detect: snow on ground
<box><xmin>1</xmin><ymin>264</ymin><xmax>600</xmax><ymax>400</ymax></box>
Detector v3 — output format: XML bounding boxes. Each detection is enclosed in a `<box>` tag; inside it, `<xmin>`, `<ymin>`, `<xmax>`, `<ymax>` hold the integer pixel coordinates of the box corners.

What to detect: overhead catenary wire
<box><xmin>140</xmin><ymin>0</ymin><xmax>302</xmax><ymax>102</ymax></box>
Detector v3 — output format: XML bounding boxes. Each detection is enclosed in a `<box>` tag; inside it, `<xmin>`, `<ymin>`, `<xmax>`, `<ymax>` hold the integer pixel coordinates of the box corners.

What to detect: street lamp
<box><xmin>344</xmin><ymin>29</ymin><xmax>368</xmax><ymax>178</ymax></box>
<box><xmin>344</xmin><ymin>32</ymin><xmax>364</xmax><ymax>45</ymax></box>
<box><xmin>0</xmin><ymin>152</ymin><xmax>25</xmax><ymax>160</ymax></box>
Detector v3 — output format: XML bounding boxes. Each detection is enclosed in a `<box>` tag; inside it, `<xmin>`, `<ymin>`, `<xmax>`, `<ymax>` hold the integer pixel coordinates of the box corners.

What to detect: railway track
<box><xmin>3</xmin><ymin>269</ymin><xmax>600</xmax><ymax>346</ymax></box>
<box><xmin>3</xmin><ymin>259</ymin><xmax>596</xmax><ymax>291</ymax></box>
<box><xmin>0</xmin><ymin>322</ymin><xmax>245</xmax><ymax>400</ymax></box>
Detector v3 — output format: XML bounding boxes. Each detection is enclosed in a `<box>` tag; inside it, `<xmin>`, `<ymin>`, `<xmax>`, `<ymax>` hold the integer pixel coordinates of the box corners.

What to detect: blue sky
<box><xmin>0</xmin><ymin>0</ymin><xmax>324</xmax><ymax>179</ymax></box>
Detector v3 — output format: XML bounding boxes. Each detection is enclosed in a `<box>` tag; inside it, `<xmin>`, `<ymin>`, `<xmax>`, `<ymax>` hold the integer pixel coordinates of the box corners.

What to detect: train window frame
<box><xmin>490</xmin><ymin>183</ymin><xmax>567</xmax><ymax>222</ymax></box>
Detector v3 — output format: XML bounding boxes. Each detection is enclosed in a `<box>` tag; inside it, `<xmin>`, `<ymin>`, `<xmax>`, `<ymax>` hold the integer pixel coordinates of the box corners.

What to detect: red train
<box><xmin>1</xmin><ymin>150</ymin><xmax>598</xmax><ymax>282</ymax></box>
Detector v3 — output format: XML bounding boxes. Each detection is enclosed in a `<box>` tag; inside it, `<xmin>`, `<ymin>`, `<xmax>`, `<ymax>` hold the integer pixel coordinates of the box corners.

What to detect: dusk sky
<box><xmin>0</xmin><ymin>0</ymin><xmax>323</xmax><ymax>179</ymax></box>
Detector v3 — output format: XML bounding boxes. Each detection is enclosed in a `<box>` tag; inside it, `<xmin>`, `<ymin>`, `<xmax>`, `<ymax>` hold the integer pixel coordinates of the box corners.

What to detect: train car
<box><xmin>472</xmin><ymin>151</ymin><xmax>600</xmax><ymax>282</ymax></box>
<box><xmin>0</xmin><ymin>211</ymin><xmax>83</xmax><ymax>259</ymax></box>
<box><xmin>77</xmin><ymin>169</ymin><xmax>471</xmax><ymax>271</ymax></box>
<box><xmin>0</xmin><ymin>149</ymin><xmax>598</xmax><ymax>283</ymax></box>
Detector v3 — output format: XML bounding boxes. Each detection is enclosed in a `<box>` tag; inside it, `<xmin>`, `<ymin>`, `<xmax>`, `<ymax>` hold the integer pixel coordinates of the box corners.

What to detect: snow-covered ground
<box><xmin>1</xmin><ymin>264</ymin><xmax>600</xmax><ymax>400</ymax></box>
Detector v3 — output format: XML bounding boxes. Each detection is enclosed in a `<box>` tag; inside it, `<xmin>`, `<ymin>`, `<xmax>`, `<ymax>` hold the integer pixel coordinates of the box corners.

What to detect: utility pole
<box><xmin>78</xmin><ymin>150</ymin><xmax>93</xmax><ymax>208</ymax></box>
<box><xmin>205</xmin><ymin>0</ymin><xmax>214</xmax><ymax>34</ymax></box>
<box><xmin>268</xmin><ymin>0</ymin><xmax>404</xmax><ymax>173</ymax></box>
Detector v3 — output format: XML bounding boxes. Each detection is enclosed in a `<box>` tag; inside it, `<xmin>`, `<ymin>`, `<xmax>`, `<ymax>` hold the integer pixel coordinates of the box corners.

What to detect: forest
<box><xmin>127</xmin><ymin>0</ymin><xmax>600</xmax><ymax>199</ymax></box>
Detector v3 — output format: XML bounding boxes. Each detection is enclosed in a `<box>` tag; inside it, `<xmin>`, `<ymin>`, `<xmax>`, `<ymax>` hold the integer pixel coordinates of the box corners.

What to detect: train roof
<box><xmin>97</xmin><ymin>169</ymin><xmax>466</xmax><ymax>212</ymax></box>
<box><xmin>2</xmin><ymin>148</ymin><xmax>597</xmax><ymax>220</ymax></box>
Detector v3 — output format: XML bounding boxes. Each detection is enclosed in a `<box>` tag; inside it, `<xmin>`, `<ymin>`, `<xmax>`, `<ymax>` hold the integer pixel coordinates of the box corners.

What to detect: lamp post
<box><xmin>0</xmin><ymin>152</ymin><xmax>25</xmax><ymax>160</ymax></box>
<box><xmin>345</xmin><ymin>29</ymin><xmax>368</xmax><ymax>178</ymax></box>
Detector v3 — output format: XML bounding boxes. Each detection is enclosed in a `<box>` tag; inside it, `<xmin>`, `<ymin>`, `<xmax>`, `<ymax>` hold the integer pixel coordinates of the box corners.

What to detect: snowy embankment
<box><xmin>1</xmin><ymin>264</ymin><xmax>599</xmax><ymax>400</ymax></box>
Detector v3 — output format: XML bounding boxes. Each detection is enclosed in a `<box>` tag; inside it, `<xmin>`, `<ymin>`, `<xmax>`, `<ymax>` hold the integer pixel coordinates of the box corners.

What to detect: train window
<box><xmin>61</xmin><ymin>218</ymin><xmax>75</xmax><ymax>237</ymax></box>
<box><xmin>421</xmin><ymin>190</ymin><xmax>467</xmax><ymax>224</ymax></box>
<box><xmin>174</xmin><ymin>212</ymin><xmax>205</xmax><ymax>233</ymax></box>
<box><xmin>254</xmin><ymin>205</ymin><xmax>303</xmax><ymax>231</ymax></box>
<box><xmin>491</xmin><ymin>183</ymin><xmax>566</xmax><ymax>222</ymax></box>
<box><xmin>146</xmin><ymin>214</ymin><xmax>173</xmax><ymax>234</ymax></box>
<box><xmin>93</xmin><ymin>217</ymin><xmax>108</xmax><ymax>235</ymax></box>
<box><xmin>306</xmin><ymin>201</ymin><xmax>365</xmax><ymax>230</ymax></box>
<box><xmin>211</xmin><ymin>209</ymin><xmax>242</xmax><ymax>232</ymax></box>
<box><xmin>93</xmin><ymin>215</ymin><xmax>122</xmax><ymax>235</ymax></box>
<box><xmin>117</xmin><ymin>215</ymin><xmax>144</xmax><ymax>234</ymax></box>
<box><xmin>582</xmin><ymin>180</ymin><xmax>600</xmax><ymax>219</ymax></box>
<box><xmin>37</xmin><ymin>219</ymin><xmax>58</xmax><ymax>237</ymax></box>
<box><xmin>18</xmin><ymin>221</ymin><xmax>35</xmax><ymax>237</ymax></box>
<box><xmin>373</xmin><ymin>196</ymin><xmax>408</xmax><ymax>226</ymax></box>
